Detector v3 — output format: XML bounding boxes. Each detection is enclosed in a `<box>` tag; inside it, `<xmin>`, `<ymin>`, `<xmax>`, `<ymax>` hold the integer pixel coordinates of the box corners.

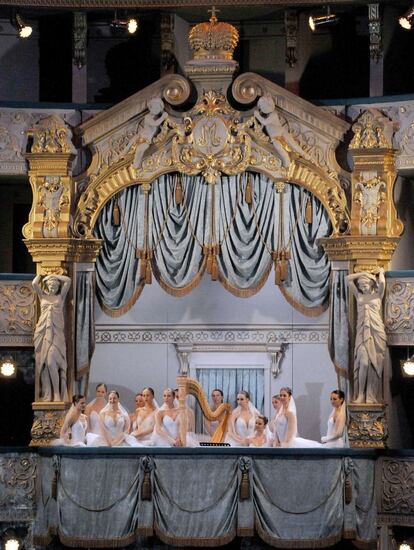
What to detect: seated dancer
<box><xmin>225</xmin><ymin>391</ymin><xmax>259</xmax><ymax>446</ymax></box>
<box><xmin>57</xmin><ymin>394</ymin><xmax>87</xmax><ymax>446</ymax></box>
<box><xmin>204</xmin><ymin>388</ymin><xmax>226</xmax><ymax>437</ymax></box>
<box><xmin>248</xmin><ymin>415</ymin><xmax>272</xmax><ymax>447</ymax></box>
<box><xmin>268</xmin><ymin>394</ymin><xmax>282</xmax><ymax>440</ymax></box>
<box><xmin>151</xmin><ymin>388</ymin><xmax>197</xmax><ymax>447</ymax></box>
<box><xmin>129</xmin><ymin>392</ymin><xmax>145</xmax><ymax>426</ymax></box>
<box><xmin>274</xmin><ymin>387</ymin><xmax>322</xmax><ymax>448</ymax></box>
<box><xmin>131</xmin><ymin>387</ymin><xmax>159</xmax><ymax>445</ymax></box>
<box><xmin>321</xmin><ymin>390</ymin><xmax>347</xmax><ymax>448</ymax></box>
<box><xmin>99</xmin><ymin>390</ymin><xmax>141</xmax><ymax>447</ymax></box>
<box><xmin>85</xmin><ymin>382</ymin><xmax>107</xmax><ymax>446</ymax></box>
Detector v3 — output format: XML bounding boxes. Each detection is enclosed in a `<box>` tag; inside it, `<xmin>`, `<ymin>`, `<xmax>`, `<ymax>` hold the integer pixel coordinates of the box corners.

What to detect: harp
<box><xmin>177</xmin><ymin>375</ymin><xmax>231</xmax><ymax>444</ymax></box>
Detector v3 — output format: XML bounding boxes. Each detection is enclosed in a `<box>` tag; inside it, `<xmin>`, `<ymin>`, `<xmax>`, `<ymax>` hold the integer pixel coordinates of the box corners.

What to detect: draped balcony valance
<box><xmin>93</xmin><ymin>172</ymin><xmax>332</xmax><ymax>317</ymax></box>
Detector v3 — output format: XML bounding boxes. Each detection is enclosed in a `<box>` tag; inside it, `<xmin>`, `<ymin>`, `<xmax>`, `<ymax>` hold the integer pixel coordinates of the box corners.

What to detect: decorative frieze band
<box><xmin>0</xmin><ymin>454</ymin><xmax>37</xmax><ymax>522</ymax></box>
<box><xmin>384</xmin><ymin>277</ymin><xmax>414</xmax><ymax>346</ymax></box>
<box><xmin>95</xmin><ymin>324</ymin><xmax>329</xmax><ymax>345</ymax></box>
<box><xmin>377</xmin><ymin>457</ymin><xmax>414</xmax><ymax>525</ymax></box>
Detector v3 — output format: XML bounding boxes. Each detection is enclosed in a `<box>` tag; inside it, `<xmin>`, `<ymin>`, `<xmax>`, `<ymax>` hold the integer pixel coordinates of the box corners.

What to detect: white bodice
<box><xmin>88</xmin><ymin>410</ymin><xmax>101</xmax><ymax>434</ymax></box>
<box><xmin>235</xmin><ymin>415</ymin><xmax>256</xmax><ymax>438</ymax></box>
<box><xmin>132</xmin><ymin>410</ymin><xmax>156</xmax><ymax>435</ymax></box>
<box><xmin>275</xmin><ymin>414</ymin><xmax>289</xmax><ymax>443</ymax></box>
<box><xmin>103</xmin><ymin>413</ymin><xmax>127</xmax><ymax>437</ymax></box>
<box><xmin>162</xmin><ymin>414</ymin><xmax>179</xmax><ymax>439</ymax></box>
<box><xmin>71</xmin><ymin>416</ymin><xmax>87</xmax><ymax>445</ymax></box>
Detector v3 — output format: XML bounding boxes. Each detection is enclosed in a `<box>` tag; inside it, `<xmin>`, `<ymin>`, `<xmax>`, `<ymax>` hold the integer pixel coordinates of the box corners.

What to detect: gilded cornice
<box><xmin>24</xmin><ymin>238</ymin><xmax>102</xmax><ymax>273</ymax></box>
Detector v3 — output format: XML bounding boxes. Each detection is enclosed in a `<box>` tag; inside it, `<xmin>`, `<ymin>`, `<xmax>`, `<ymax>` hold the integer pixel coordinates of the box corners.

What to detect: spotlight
<box><xmin>402</xmin><ymin>357</ymin><xmax>414</xmax><ymax>377</ymax></box>
<box><xmin>399</xmin><ymin>6</ymin><xmax>414</xmax><ymax>30</ymax></box>
<box><xmin>0</xmin><ymin>356</ymin><xmax>16</xmax><ymax>378</ymax></box>
<box><xmin>5</xmin><ymin>539</ymin><xmax>20</xmax><ymax>550</ymax></box>
<box><xmin>15</xmin><ymin>14</ymin><xmax>32</xmax><ymax>38</ymax></box>
<box><xmin>111</xmin><ymin>15</ymin><xmax>138</xmax><ymax>34</ymax></box>
<box><xmin>399</xmin><ymin>544</ymin><xmax>412</xmax><ymax>550</ymax></box>
<box><xmin>309</xmin><ymin>8</ymin><xmax>339</xmax><ymax>32</ymax></box>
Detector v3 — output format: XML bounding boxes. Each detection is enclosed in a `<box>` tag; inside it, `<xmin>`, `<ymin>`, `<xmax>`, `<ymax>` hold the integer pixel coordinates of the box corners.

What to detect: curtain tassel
<box><xmin>345</xmin><ymin>476</ymin><xmax>352</xmax><ymax>505</ymax></box>
<box><xmin>211</xmin><ymin>255</ymin><xmax>219</xmax><ymax>281</ymax></box>
<box><xmin>239</xmin><ymin>471</ymin><xmax>250</xmax><ymax>500</ymax></box>
<box><xmin>273</xmin><ymin>249</ymin><xmax>290</xmax><ymax>286</ymax></box>
<box><xmin>175</xmin><ymin>176</ymin><xmax>183</xmax><ymax>205</ymax></box>
<box><xmin>112</xmin><ymin>199</ymin><xmax>120</xmax><ymax>226</ymax></box>
<box><xmin>204</xmin><ymin>246</ymin><xmax>213</xmax><ymax>274</ymax></box>
<box><xmin>245</xmin><ymin>174</ymin><xmax>252</xmax><ymax>205</ymax></box>
<box><xmin>305</xmin><ymin>196</ymin><xmax>313</xmax><ymax>224</ymax></box>
<box><xmin>51</xmin><ymin>471</ymin><xmax>58</xmax><ymax>500</ymax></box>
<box><xmin>141</xmin><ymin>471</ymin><xmax>152</xmax><ymax>501</ymax></box>
<box><xmin>145</xmin><ymin>258</ymin><xmax>152</xmax><ymax>285</ymax></box>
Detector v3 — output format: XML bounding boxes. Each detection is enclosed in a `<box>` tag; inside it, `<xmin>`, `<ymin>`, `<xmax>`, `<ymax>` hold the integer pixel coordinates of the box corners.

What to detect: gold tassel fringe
<box><xmin>305</xmin><ymin>197</ymin><xmax>313</xmax><ymax>224</ymax></box>
<box><xmin>175</xmin><ymin>176</ymin><xmax>183</xmax><ymax>205</ymax></box>
<box><xmin>112</xmin><ymin>199</ymin><xmax>120</xmax><ymax>226</ymax></box>
<box><xmin>245</xmin><ymin>174</ymin><xmax>252</xmax><ymax>205</ymax></box>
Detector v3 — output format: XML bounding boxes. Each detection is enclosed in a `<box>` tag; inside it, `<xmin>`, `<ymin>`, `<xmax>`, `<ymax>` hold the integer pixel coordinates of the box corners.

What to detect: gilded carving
<box><xmin>384</xmin><ymin>278</ymin><xmax>414</xmax><ymax>345</ymax></box>
<box><xmin>347</xmin><ymin>404</ymin><xmax>387</xmax><ymax>448</ymax></box>
<box><xmin>188</xmin><ymin>9</ymin><xmax>239</xmax><ymax>61</ymax></box>
<box><xmin>28</xmin><ymin>115</ymin><xmax>76</xmax><ymax>155</ymax></box>
<box><xmin>30</xmin><ymin>407</ymin><xmax>66</xmax><ymax>445</ymax></box>
<box><xmin>354</xmin><ymin>172</ymin><xmax>386</xmax><ymax>235</ymax></box>
<box><xmin>37</xmin><ymin>176</ymin><xmax>70</xmax><ymax>237</ymax></box>
<box><xmin>0</xmin><ymin>280</ymin><xmax>36</xmax><ymax>345</ymax></box>
<box><xmin>350</xmin><ymin>110</ymin><xmax>392</xmax><ymax>150</ymax></box>
<box><xmin>380</xmin><ymin>459</ymin><xmax>414</xmax><ymax>516</ymax></box>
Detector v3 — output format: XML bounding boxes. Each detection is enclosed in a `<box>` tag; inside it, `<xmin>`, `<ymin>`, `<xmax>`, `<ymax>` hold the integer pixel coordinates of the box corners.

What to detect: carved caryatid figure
<box><xmin>347</xmin><ymin>269</ymin><xmax>387</xmax><ymax>404</ymax></box>
<box><xmin>33</xmin><ymin>274</ymin><xmax>71</xmax><ymax>402</ymax></box>
<box><xmin>133</xmin><ymin>97</ymin><xmax>168</xmax><ymax>169</ymax></box>
<box><xmin>254</xmin><ymin>95</ymin><xmax>310</xmax><ymax>168</ymax></box>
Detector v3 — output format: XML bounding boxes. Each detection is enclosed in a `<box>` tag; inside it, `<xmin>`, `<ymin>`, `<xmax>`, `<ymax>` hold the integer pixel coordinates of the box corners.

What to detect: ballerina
<box><xmin>131</xmin><ymin>387</ymin><xmax>159</xmax><ymax>445</ymax></box>
<box><xmin>268</xmin><ymin>394</ymin><xmax>282</xmax><ymax>441</ymax></box>
<box><xmin>321</xmin><ymin>390</ymin><xmax>347</xmax><ymax>448</ymax></box>
<box><xmin>248</xmin><ymin>416</ymin><xmax>272</xmax><ymax>448</ymax></box>
<box><xmin>274</xmin><ymin>387</ymin><xmax>322</xmax><ymax>448</ymax></box>
<box><xmin>99</xmin><ymin>390</ymin><xmax>141</xmax><ymax>447</ymax></box>
<box><xmin>58</xmin><ymin>394</ymin><xmax>87</xmax><ymax>446</ymax></box>
<box><xmin>204</xmin><ymin>388</ymin><xmax>226</xmax><ymax>437</ymax></box>
<box><xmin>129</xmin><ymin>392</ymin><xmax>145</xmax><ymax>426</ymax></box>
<box><xmin>225</xmin><ymin>391</ymin><xmax>259</xmax><ymax>447</ymax></box>
<box><xmin>85</xmin><ymin>383</ymin><xmax>107</xmax><ymax>446</ymax></box>
<box><xmin>151</xmin><ymin>388</ymin><xmax>197</xmax><ymax>447</ymax></box>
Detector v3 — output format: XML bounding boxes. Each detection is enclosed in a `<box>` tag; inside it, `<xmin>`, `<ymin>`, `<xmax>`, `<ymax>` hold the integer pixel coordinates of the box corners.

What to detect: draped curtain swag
<box><xmin>94</xmin><ymin>173</ymin><xmax>332</xmax><ymax>317</ymax></box>
<box><xmin>33</xmin><ymin>454</ymin><xmax>377</xmax><ymax>548</ymax></box>
<box><xmin>329</xmin><ymin>270</ymin><xmax>350</xmax><ymax>391</ymax></box>
<box><xmin>75</xmin><ymin>271</ymin><xmax>95</xmax><ymax>395</ymax></box>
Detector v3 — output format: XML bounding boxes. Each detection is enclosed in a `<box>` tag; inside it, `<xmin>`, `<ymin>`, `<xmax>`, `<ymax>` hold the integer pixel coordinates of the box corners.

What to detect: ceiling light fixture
<box><xmin>4</xmin><ymin>538</ymin><xmax>20</xmax><ymax>550</ymax></box>
<box><xmin>15</xmin><ymin>13</ymin><xmax>33</xmax><ymax>38</ymax></box>
<box><xmin>309</xmin><ymin>7</ymin><xmax>339</xmax><ymax>32</ymax></box>
<box><xmin>399</xmin><ymin>544</ymin><xmax>412</xmax><ymax>550</ymax></box>
<box><xmin>399</xmin><ymin>6</ymin><xmax>414</xmax><ymax>30</ymax></box>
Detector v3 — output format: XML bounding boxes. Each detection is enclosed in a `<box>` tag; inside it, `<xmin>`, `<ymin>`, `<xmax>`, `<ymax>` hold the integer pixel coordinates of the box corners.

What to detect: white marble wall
<box><xmin>90</xmin><ymin>275</ymin><xmax>337</xmax><ymax>442</ymax></box>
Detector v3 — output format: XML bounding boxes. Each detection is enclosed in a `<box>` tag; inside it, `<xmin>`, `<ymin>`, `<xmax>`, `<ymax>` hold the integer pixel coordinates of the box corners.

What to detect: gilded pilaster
<box><xmin>321</xmin><ymin>109</ymin><xmax>403</xmax><ymax>449</ymax></box>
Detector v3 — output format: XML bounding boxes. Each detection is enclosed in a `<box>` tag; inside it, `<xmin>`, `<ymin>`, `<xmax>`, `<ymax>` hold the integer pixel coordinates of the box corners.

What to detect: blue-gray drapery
<box><xmin>33</xmin><ymin>453</ymin><xmax>376</xmax><ymax>548</ymax></box>
<box><xmin>329</xmin><ymin>270</ymin><xmax>350</xmax><ymax>393</ymax></box>
<box><xmin>94</xmin><ymin>174</ymin><xmax>332</xmax><ymax>316</ymax></box>
<box><xmin>195</xmin><ymin>368</ymin><xmax>265</xmax><ymax>432</ymax></box>
<box><xmin>94</xmin><ymin>185</ymin><xmax>146</xmax><ymax>316</ymax></box>
<box><xmin>75</xmin><ymin>271</ymin><xmax>95</xmax><ymax>395</ymax></box>
<box><xmin>280</xmin><ymin>183</ymin><xmax>332</xmax><ymax>316</ymax></box>
<box><xmin>153</xmin><ymin>457</ymin><xmax>238</xmax><ymax>545</ymax></box>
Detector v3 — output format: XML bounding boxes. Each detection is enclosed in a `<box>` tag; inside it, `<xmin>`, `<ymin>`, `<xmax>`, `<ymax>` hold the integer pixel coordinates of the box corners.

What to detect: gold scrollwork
<box><xmin>0</xmin><ymin>281</ymin><xmax>36</xmax><ymax>339</ymax></box>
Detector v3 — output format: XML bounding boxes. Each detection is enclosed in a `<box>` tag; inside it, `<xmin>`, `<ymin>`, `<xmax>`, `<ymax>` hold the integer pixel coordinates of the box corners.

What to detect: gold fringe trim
<box><xmin>58</xmin><ymin>527</ymin><xmax>153</xmax><ymax>548</ymax></box>
<box><xmin>342</xmin><ymin>528</ymin><xmax>357</xmax><ymax>540</ymax></box>
<box><xmin>237</xmin><ymin>527</ymin><xmax>254</xmax><ymax>537</ymax></box>
<box><xmin>154</xmin><ymin>525</ymin><xmax>236</xmax><ymax>547</ymax></box>
<box><xmin>218</xmin><ymin>261</ymin><xmax>273</xmax><ymax>298</ymax></box>
<box><xmin>33</xmin><ymin>533</ymin><xmax>53</xmax><ymax>546</ymax></box>
<box><xmin>351</xmin><ymin>539</ymin><xmax>377</xmax><ymax>550</ymax></box>
<box><xmin>256</xmin><ymin>521</ymin><xmax>342</xmax><ymax>549</ymax></box>
<box><xmin>279</xmin><ymin>285</ymin><xmax>328</xmax><ymax>318</ymax></box>
<box><xmin>151</xmin><ymin>257</ymin><xmax>206</xmax><ymax>297</ymax></box>
<box><xmin>98</xmin><ymin>281</ymin><xmax>145</xmax><ymax>318</ymax></box>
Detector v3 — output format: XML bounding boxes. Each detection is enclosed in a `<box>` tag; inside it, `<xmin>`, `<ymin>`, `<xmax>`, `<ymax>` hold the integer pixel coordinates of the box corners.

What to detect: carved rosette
<box><xmin>30</xmin><ymin>403</ymin><xmax>68</xmax><ymax>446</ymax></box>
<box><xmin>0</xmin><ymin>280</ymin><xmax>36</xmax><ymax>346</ymax></box>
<box><xmin>348</xmin><ymin>403</ymin><xmax>388</xmax><ymax>448</ymax></box>
<box><xmin>0</xmin><ymin>454</ymin><xmax>37</xmax><ymax>521</ymax></box>
<box><xmin>384</xmin><ymin>278</ymin><xmax>414</xmax><ymax>345</ymax></box>
<box><xmin>379</xmin><ymin>458</ymin><xmax>414</xmax><ymax>524</ymax></box>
